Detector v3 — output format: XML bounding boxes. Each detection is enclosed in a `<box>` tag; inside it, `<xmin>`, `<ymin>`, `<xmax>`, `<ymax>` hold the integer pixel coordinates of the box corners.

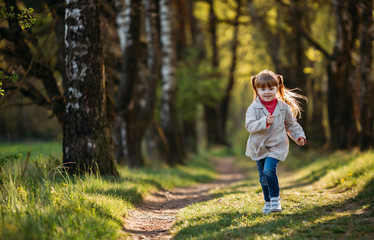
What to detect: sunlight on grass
<box><xmin>0</xmin><ymin>142</ymin><xmax>217</xmax><ymax>240</ymax></box>
<box><xmin>171</xmin><ymin>150</ymin><xmax>374</xmax><ymax>240</ymax></box>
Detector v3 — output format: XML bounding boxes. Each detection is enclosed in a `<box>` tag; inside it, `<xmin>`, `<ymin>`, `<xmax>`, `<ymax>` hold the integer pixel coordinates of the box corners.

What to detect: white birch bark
<box><xmin>64</xmin><ymin>0</ymin><xmax>117</xmax><ymax>175</ymax></box>
<box><xmin>115</xmin><ymin>0</ymin><xmax>131</xmax><ymax>52</ymax></box>
<box><xmin>113</xmin><ymin>0</ymin><xmax>141</xmax><ymax>165</ymax></box>
<box><xmin>159</xmin><ymin>0</ymin><xmax>176</xmax><ymax>126</ymax></box>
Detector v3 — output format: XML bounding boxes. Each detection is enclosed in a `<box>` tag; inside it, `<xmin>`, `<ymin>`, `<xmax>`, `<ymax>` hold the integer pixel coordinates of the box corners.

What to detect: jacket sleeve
<box><xmin>284</xmin><ymin>105</ymin><xmax>306</xmax><ymax>142</ymax></box>
<box><xmin>245</xmin><ymin>106</ymin><xmax>268</xmax><ymax>133</ymax></box>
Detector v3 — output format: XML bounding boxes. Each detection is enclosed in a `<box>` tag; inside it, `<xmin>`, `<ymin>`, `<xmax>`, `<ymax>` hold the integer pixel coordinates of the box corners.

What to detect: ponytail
<box><xmin>251</xmin><ymin>76</ymin><xmax>258</xmax><ymax>100</ymax></box>
<box><xmin>276</xmin><ymin>74</ymin><xmax>307</xmax><ymax>118</ymax></box>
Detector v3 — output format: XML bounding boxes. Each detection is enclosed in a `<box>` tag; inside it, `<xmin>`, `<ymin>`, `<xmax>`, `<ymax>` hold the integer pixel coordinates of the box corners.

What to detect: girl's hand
<box><xmin>297</xmin><ymin>137</ymin><xmax>306</xmax><ymax>146</ymax></box>
<box><xmin>266</xmin><ymin>114</ymin><xmax>275</xmax><ymax>125</ymax></box>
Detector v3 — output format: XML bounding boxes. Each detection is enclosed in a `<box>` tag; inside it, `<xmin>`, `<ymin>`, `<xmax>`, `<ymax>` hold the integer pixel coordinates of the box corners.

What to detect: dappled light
<box><xmin>0</xmin><ymin>0</ymin><xmax>373</xmax><ymax>239</ymax></box>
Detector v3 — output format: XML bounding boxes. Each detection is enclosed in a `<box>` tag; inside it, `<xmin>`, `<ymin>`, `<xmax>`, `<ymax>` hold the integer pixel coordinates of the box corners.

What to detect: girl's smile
<box><xmin>257</xmin><ymin>86</ymin><xmax>277</xmax><ymax>102</ymax></box>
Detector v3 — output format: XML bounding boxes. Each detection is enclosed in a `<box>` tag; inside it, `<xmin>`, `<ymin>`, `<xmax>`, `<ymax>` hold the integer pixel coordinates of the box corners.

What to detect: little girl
<box><xmin>245</xmin><ymin>69</ymin><xmax>307</xmax><ymax>214</ymax></box>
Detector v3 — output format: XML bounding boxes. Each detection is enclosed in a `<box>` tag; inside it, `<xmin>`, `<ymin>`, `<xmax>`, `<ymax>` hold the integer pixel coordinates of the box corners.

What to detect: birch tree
<box><xmin>113</xmin><ymin>0</ymin><xmax>142</xmax><ymax>166</ymax></box>
<box><xmin>160</xmin><ymin>0</ymin><xmax>184</xmax><ymax>165</ymax></box>
<box><xmin>64</xmin><ymin>0</ymin><xmax>117</xmax><ymax>175</ymax></box>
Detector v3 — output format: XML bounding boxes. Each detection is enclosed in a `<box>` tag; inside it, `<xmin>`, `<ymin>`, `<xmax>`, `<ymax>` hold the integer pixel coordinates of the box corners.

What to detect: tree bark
<box><xmin>220</xmin><ymin>0</ymin><xmax>241</xmax><ymax>145</ymax></box>
<box><xmin>359</xmin><ymin>0</ymin><xmax>374</xmax><ymax>150</ymax></box>
<box><xmin>113</xmin><ymin>0</ymin><xmax>141</xmax><ymax>166</ymax></box>
<box><xmin>64</xmin><ymin>0</ymin><xmax>118</xmax><ymax>176</ymax></box>
<box><xmin>328</xmin><ymin>0</ymin><xmax>360</xmax><ymax>149</ymax></box>
<box><xmin>204</xmin><ymin>0</ymin><xmax>225</xmax><ymax>146</ymax></box>
<box><xmin>159</xmin><ymin>0</ymin><xmax>184</xmax><ymax>165</ymax></box>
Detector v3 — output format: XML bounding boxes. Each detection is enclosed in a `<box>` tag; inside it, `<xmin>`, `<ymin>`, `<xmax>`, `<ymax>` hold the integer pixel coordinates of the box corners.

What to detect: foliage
<box><xmin>176</xmin><ymin>48</ymin><xmax>225</xmax><ymax>122</ymax></box>
<box><xmin>0</xmin><ymin>72</ymin><xmax>18</xmax><ymax>96</ymax></box>
<box><xmin>171</xmin><ymin>150</ymin><xmax>374</xmax><ymax>239</ymax></box>
<box><xmin>0</xmin><ymin>0</ymin><xmax>36</xmax><ymax>96</ymax></box>
<box><xmin>0</xmin><ymin>153</ymin><xmax>21</xmax><ymax>168</ymax></box>
<box><xmin>0</xmin><ymin>0</ymin><xmax>36</xmax><ymax>29</ymax></box>
<box><xmin>0</xmin><ymin>142</ymin><xmax>217</xmax><ymax>239</ymax></box>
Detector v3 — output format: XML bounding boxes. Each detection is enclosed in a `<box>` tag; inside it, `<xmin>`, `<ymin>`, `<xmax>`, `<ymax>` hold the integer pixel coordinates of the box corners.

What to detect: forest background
<box><xmin>0</xmin><ymin>0</ymin><xmax>373</xmax><ymax>173</ymax></box>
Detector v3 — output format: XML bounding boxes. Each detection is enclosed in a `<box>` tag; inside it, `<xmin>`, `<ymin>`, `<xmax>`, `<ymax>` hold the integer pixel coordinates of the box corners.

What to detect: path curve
<box><xmin>122</xmin><ymin>157</ymin><xmax>247</xmax><ymax>239</ymax></box>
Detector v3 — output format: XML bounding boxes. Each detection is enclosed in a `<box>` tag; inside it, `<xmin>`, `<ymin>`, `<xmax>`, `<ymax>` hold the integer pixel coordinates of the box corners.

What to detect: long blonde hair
<box><xmin>251</xmin><ymin>69</ymin><xmax>307</xmax><ymax>118</ymax></box>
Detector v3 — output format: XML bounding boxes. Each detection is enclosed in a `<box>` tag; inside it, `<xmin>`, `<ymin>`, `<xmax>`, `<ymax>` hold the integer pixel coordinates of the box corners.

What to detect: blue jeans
<box><xmin>256</xmin><ymin>157</ymin><xmax>280</xmax><ymax>202</ymax></box>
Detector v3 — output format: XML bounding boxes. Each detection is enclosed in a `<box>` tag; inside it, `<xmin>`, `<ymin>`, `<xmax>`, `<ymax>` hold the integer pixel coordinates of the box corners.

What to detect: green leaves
<box><xmin>0</xmin><ymin>72</ymin><xmax>18</xmax><ymax>96</ymax></box>
<box><xmin>176</xmin><ymin>48</ymin><xmax>225</xmax><ymax>121</ymax></box>
<box><xmin>0</xmin><ymin>1</ymin><xmax>34</xmax><ymax>96</ymax></box>
<box><xmin>0</xmin><ymin>0</ymin><xmax>36</xmax><ymax>29</ymax></box>
<box><xmin>17</xmin><ymin>8</ymin><xmax>36</xmax><ymax>29</ymax></box>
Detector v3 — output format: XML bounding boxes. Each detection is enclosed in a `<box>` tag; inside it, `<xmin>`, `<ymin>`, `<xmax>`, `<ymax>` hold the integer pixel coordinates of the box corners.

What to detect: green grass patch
<box><xmin>0</xmin><ymin>141</ymin><xmax>62</xmax><ymax>159</ymax></box>
<box><xmin>171</xmin><ymin>150</ymin><xmax>374</xmax><ymax>239</ymax></box>
<box><xmin>0</xmin><ymin>142</ymin><xmax>217</xmax><ymax>240</ymax></box>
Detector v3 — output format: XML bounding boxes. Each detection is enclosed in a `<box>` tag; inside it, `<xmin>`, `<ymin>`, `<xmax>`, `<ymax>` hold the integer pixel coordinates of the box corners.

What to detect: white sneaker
<box><xmin>262</xmin><ymin>201</ymin><xmax>271</xmax><ymax>214</ymax></box>
<box><xmin>270</xmin><ymin>197</ymin><xmax>281</xmax><ymax>212</ymax></box>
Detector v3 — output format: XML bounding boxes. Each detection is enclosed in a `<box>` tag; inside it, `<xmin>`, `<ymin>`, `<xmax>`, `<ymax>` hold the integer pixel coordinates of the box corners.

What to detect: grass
<box><xmin>2</xmin><ymin>143</ymin><xmax>373</xmax><ymax>239</ymax></box>
<box><xmin>0</xmin><ymin>142</ymin><xmax>217</xmax><ymax>240</ymax></box>
<box><xmin>171</xmin><ymin>149</ymin><xmax>374</xmax><ymax>239</ymax></box>
<box><xmin>0</xmin><ymin>141</ymin><xmax>62</xmax><ymax>159</ymax></box>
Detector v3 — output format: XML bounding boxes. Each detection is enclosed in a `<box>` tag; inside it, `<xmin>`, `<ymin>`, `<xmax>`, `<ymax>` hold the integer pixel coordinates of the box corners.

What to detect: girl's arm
<box><xmin>245</xmin><ymin>106</ymin><xmax>268</xmax><ymax>133</ymax></box>
<box><xmin>284</xmin><ymin>105</ymin><xmax>306</xmax><ymax>143</ymax></box>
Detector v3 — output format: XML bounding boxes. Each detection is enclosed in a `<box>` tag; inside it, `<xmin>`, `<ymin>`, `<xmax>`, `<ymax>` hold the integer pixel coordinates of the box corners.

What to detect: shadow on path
<box><xmin>122</xmin><ymin>157</ymin><xmax>248</xmax><ymax>239</ymax></box>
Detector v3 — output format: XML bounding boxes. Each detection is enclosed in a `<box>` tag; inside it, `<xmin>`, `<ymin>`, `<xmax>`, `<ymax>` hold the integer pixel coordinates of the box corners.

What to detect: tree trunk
<box><xmin>310</xmin><ymin>75</ymin><xmax>327</xmax><ymax>146</ymax></box>
<box><xmin>220</xmin><ymin>0</ymin><xmax>241</xmax><ymax>145</ymax></box>
<box><xmin>113</xmin><ymin>0</ymin><xmax>141</xmax><ymax>166</ymax></box>
<box><xmin>114</xmin><ymin>0</ymin><xmax>140</xmax><ymax>111</ymax></box>
<box><xmin>328</xmin><ymin>0</ymin><xmax>360</xmax><ymax>149</ymax></box>
<box><xmin>175</xmin><ymin>0</ymin><xmax>188</xmax><ymax>59</ymax></box>
<box><xmin>64</xmin><ymin>0</ymin><xmax>117</xmax><ymax>176</ymax></box>
<box><xmin>289</xmin><ymin>0</ymin><xmax>308</xmax><ymax>129</ymax></box>
<box><xmin>159</xmin><ymin>0</ymin><xmax>184</xmax><ymax>165</ymax></box>
<box><xmin>204</xmin><ymin>0</ymin><xmax>225</xmax><ymax>146</ymax></box>
<box><xmin>359</xmin><ymin>0</ymin><xmax>374</xmax><ymax>150</ymax></box>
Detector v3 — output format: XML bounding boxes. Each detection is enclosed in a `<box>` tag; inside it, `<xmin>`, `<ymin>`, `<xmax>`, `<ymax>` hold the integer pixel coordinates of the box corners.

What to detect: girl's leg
<box><xmin>263</xmin><ymin>157</ymin><xmax>280</xmax><ymax>198</ymax></box>
<box><xmin>256</xmin><ymin>159</ymin><xmax>270</xmax><ymax>202</ymax></box>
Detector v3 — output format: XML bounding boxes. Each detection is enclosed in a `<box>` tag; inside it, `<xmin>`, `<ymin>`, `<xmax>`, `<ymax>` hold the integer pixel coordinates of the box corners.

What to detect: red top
<box><xmin>260</xmin><ymin>97</ymin><xmax>278</xmax><ymax>115</ymax></box>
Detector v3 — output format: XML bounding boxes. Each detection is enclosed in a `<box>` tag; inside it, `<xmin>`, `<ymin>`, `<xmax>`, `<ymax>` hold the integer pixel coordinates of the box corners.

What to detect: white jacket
<box><xmin>245</xmin><ymin>97</ymin><xmax>306</xmax><ymax>161</ymax></box>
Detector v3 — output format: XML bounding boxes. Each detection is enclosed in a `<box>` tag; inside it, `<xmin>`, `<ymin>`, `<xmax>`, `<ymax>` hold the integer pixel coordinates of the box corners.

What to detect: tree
<box><xmin>0</xmin><ymin>0</ymin><xmax>65</xmax><ymax>124</ymax></box>
<box><xmin>0</xmin><ymin>0</ymin><xmax>35</xmax><ymax>96</ymax></box>
<box><xmin>359</xmin><ymin>0</ymin><xmax>374</xmax><ymax>150</ymax></box>
<box><xmin>113</xmin><ymin>0</ymin><xmax>142</xmax><ymax>166</ymax></box>
<box><xmin>113</xmin><ymin>0</ymin><xmax>161</xmax><ymax>167</ymax></box>
<box><xmin>220</xmin><ymin>0</ymin><xmax>241</xmax><ymax>145</ymax></box>
<box><xmin>64</xmin><ymin>0</ymin><xmax>117</xmax><ymax>175</ymax></box>
<box><xmin>159</xmin><ymin>0</ymin><xmax>185</xmax><ymax>165</ymax></box>
<box><xmin>300</xmin><ymin>0</ymin><xmax>369</xmax><ymax>149</ymax></box>
<box><xmin>327</xmin><ymin>0</ymin><xmax>360</xmax><ymax>149</ymax></box>
<box><xmin>204</xmin><ymin>0</ymin><xmax>225</xmax><ymax>146</ymax></box>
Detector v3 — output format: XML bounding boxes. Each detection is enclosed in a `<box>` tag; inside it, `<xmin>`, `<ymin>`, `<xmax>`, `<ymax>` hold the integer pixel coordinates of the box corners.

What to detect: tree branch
<box><xmin>274</xmin><ymin>0</ymin><xmax>332</xmax><ymax>59</ymax></box>
<box><xmin>3</xmin><ymin>80</ymin><xmax>49</xmax><ymax>107</ymax></box>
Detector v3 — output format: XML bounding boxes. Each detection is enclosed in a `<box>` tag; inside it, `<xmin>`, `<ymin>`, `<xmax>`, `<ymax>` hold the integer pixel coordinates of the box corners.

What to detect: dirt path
<box><xmin>122</xmin><ymin>157</ymin><xmax>247</xmax><ymax>239</ymax></box>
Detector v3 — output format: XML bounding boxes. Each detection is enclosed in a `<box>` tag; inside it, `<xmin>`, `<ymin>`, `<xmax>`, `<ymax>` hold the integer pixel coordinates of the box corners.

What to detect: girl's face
<box><xmin>257</xmin><ymin>86</ymin><xmax>277</xmax><ymax>102</ymax></box>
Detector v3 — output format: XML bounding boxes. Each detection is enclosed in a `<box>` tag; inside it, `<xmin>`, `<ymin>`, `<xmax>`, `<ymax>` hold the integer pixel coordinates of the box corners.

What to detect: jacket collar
<box><xmin>253</xmin><ymin>97</ymin><xmax>286</xmax><ymax>115</ymax></box>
